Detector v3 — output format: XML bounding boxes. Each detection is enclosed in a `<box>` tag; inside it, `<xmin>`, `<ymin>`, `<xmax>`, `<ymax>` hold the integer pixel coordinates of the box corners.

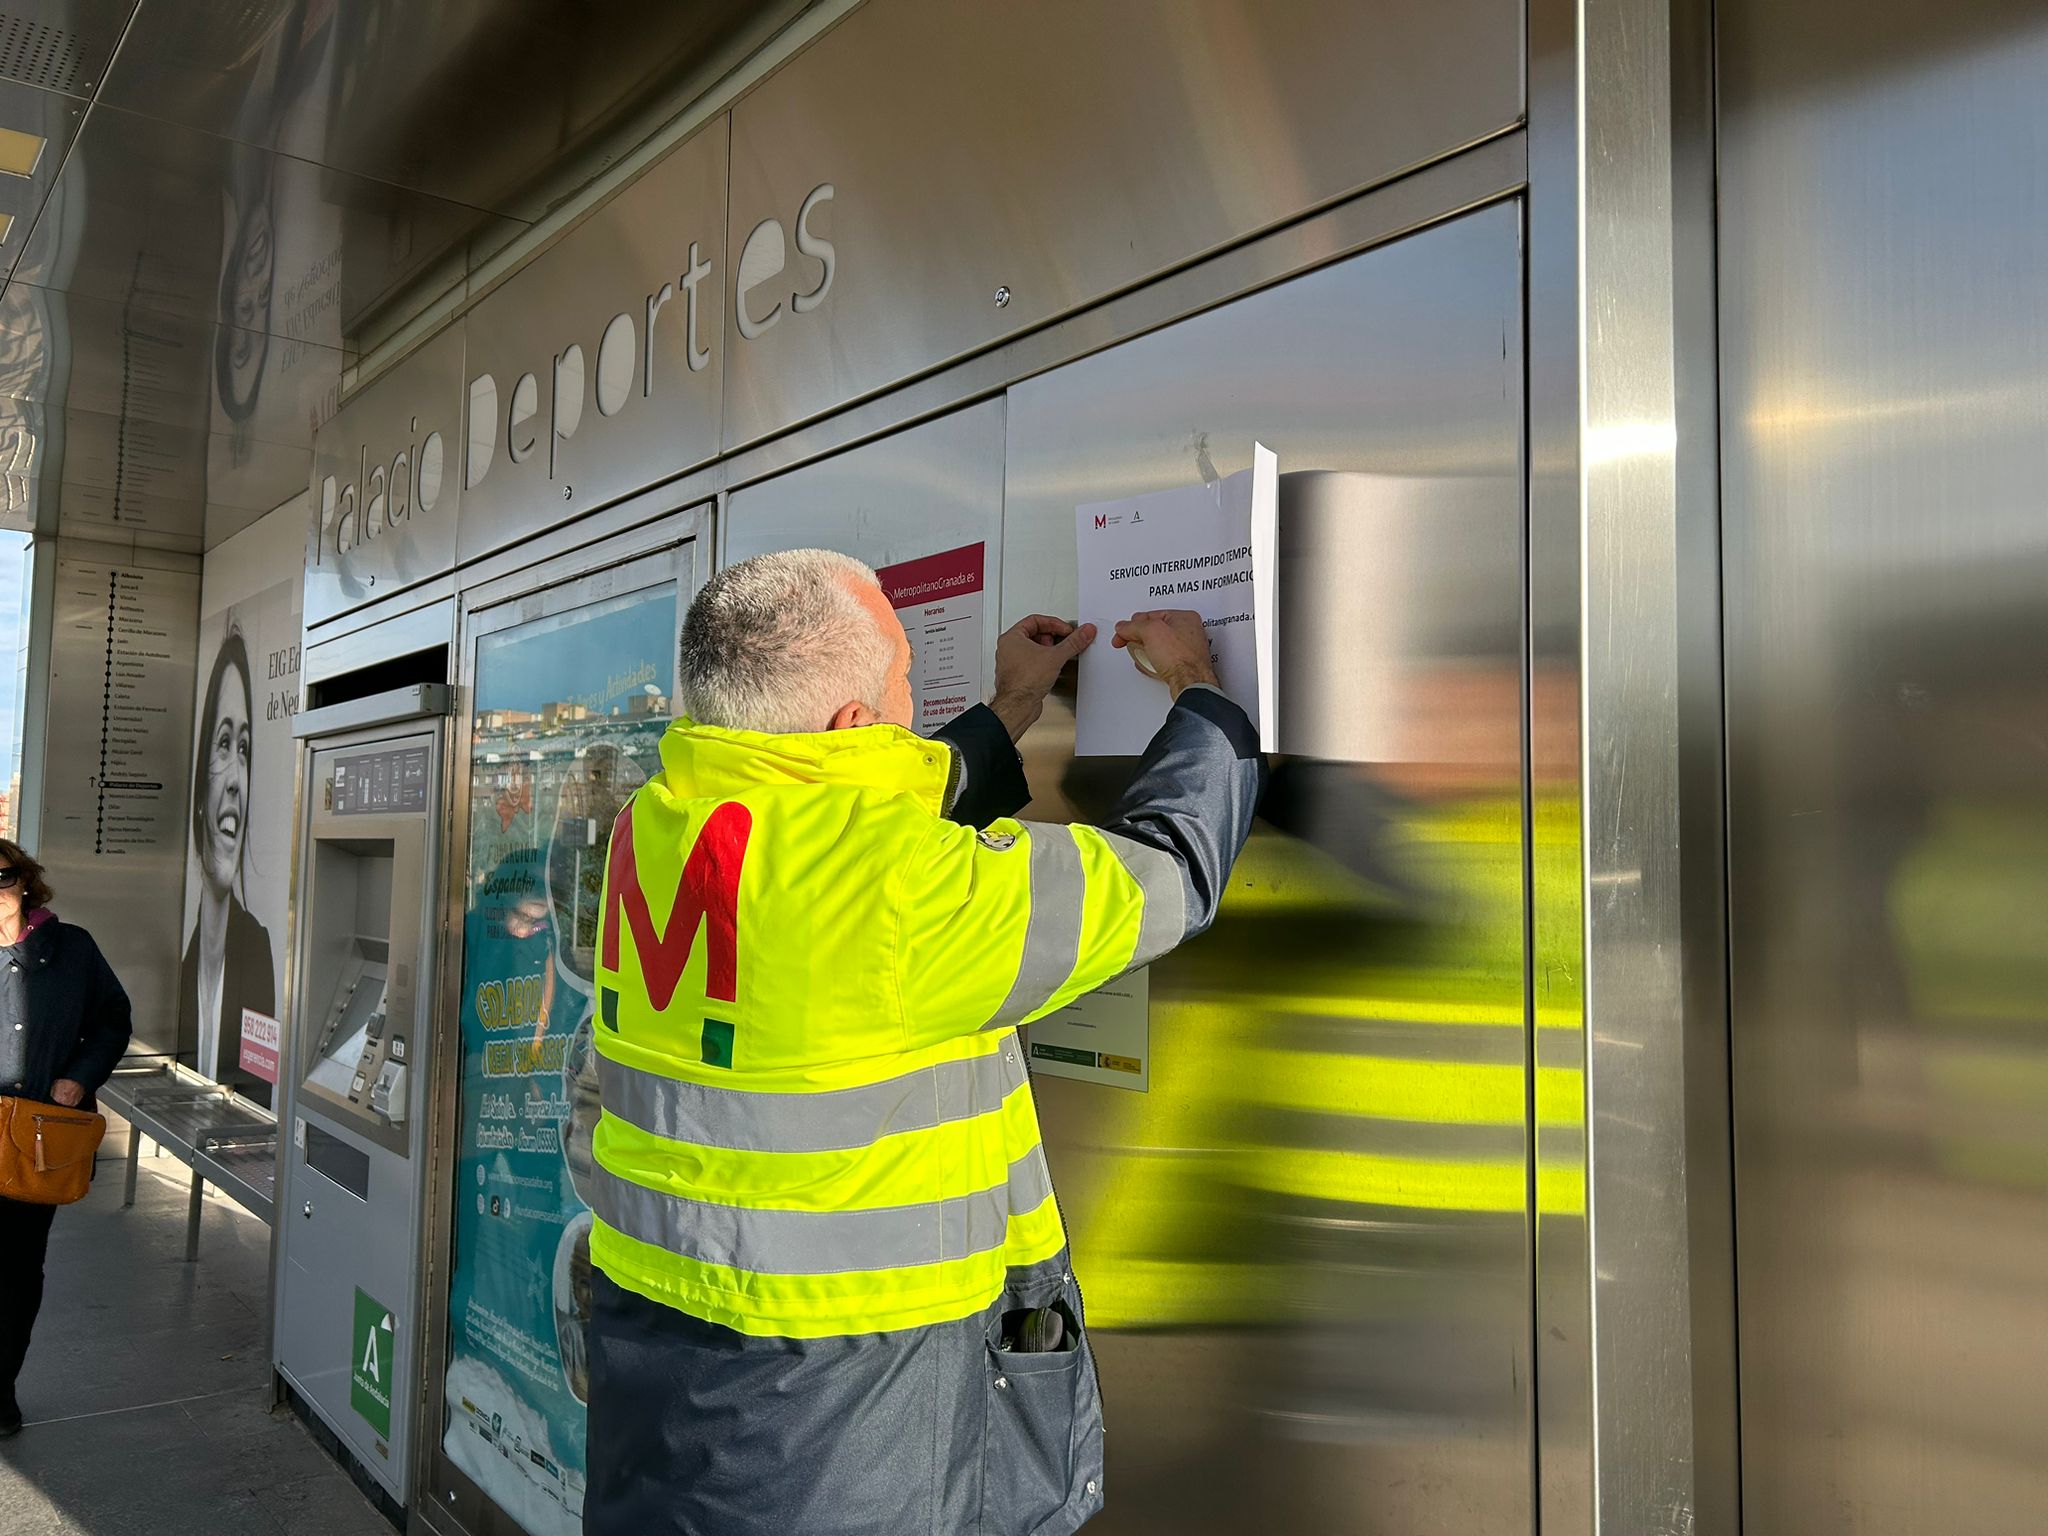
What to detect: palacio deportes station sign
<box><xmin>305</xmin><ymin>119</ymin><xmax>835</xmax><ymax>625</ymax></box>
<box><xmin>306</xmin><ymin>0</ymin><xmax>1522</xmax><ymax>627</ymax></box>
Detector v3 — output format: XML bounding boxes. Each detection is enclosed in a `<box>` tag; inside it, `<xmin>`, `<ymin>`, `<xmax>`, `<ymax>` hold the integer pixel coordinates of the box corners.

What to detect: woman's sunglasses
<box><xmin>0</xmin><ymin>869</ymin><xmax>19</xmax><ymax>889</ymax></box>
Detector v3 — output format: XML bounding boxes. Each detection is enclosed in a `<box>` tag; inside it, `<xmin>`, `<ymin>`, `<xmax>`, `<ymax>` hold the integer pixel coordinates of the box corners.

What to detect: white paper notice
<box><xmin>1025</xmin><ymin>970</ymin><xmax>1150</xmax><ymax>1091</ymax></box>
<box><xmin>1074</xmin><ymin>445</ymin><xmax>1277</xmax><ymax>754</ymax></box>
<box><xmin>876</xmin><ymin>542</ymin><xmax>988</xmax><ymax>734</ymax></box>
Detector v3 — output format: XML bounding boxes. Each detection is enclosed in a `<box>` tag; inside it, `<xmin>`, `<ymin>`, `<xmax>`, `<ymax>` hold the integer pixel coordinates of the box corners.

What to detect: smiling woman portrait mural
<box><xmin>181</xmin><ymin>626</ymin><xmax>275</xmax><ymax>1102</ymax></box>
<box><xmin>180</xmin><ymin>570</ymin><xmax>300</xmax><ymax>1108</ymax></box>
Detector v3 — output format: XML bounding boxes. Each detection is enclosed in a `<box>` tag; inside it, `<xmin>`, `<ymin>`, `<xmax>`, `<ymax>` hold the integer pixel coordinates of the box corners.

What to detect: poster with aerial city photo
<box><xmin>442</xmin><ymin>583</ymin><xmax>676</xmax><ymax>1535</ymax></box>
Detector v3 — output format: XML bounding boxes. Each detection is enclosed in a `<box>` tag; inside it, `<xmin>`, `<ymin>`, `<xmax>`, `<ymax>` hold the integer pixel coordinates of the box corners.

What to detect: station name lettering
<box><xmin>316</xmin><ymin>184</ymin><xmax>838</xmax><ymax>569</ymax></box>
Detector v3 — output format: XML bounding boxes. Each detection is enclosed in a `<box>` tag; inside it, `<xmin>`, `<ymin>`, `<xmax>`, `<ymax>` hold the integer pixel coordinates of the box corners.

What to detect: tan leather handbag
<box><xmin>0</xmin><ymin>1096</ymin><xmax>106</xmax><ymax>1205</ymax></box>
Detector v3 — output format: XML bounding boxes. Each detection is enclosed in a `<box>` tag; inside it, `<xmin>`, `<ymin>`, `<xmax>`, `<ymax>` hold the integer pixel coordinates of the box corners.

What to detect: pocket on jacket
<box><xmin>981</xmin><ymin>1302</ymin><xmax>1091</xmax><ymax>1536</ymax></box>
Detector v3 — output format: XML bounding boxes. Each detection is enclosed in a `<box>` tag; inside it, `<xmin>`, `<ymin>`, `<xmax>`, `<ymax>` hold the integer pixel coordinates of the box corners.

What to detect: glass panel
<box><xmin>441</xmin><ymin>581</ymin><xmax>677</xmax><ymax>1535</ymax></box>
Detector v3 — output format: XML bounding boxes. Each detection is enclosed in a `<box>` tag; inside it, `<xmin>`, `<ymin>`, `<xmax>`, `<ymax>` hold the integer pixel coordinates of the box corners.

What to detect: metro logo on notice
<box><xmin>600</xmin><ymin>800</ymin><xmax>752</xmax><ymax>1019</ymax></box>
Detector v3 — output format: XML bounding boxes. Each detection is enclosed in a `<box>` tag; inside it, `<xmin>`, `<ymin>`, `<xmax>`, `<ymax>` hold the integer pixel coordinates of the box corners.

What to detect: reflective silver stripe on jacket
<box><xmin>1095</xmin><ymin>827</ymin><xmax>1187</xmax><ymax>969</ymax></box>
<box><xmin>599</xmin><ymin>1047</ymin><xmax>1026</xmax><ymax>1155</ymax></box>
<box><xmin>591</xmin><ymin>1144</ymin><xmax>1055</xmax><ymax>1275</ymax></box>
<box><xmin>984</xmin><ymin>825</ymin><xmax>1086</xmax><ymax>1029</ymax></box>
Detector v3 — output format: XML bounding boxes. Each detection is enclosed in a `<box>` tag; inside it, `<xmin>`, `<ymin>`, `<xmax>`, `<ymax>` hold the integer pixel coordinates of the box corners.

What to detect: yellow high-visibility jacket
<box><xmin>584</xmin><ymin>688</ymin><xmax>1262</xmax><ymax>1536</ymax></box>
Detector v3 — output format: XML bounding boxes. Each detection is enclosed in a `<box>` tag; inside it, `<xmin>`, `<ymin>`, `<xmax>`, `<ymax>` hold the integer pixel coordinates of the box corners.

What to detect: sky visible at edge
<box><xmin>0</xmin><ymin>530</ymin><xmax>28</xmax><ymax>770</ymax></box>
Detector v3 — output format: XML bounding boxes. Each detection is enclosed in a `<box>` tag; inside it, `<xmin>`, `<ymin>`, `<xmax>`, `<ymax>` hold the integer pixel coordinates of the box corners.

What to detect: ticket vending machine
<box><xmin>276</xmin><ymin>683</ymin><xmax>451</xmax><ymax>1508</ymax></box>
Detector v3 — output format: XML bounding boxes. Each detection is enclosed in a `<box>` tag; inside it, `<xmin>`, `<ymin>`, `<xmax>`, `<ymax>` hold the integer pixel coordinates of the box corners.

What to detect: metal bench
<box><xmin>97</xmin><ymin>1060</ymin><xmax>277</xmax><ymax>1261</ymax></box>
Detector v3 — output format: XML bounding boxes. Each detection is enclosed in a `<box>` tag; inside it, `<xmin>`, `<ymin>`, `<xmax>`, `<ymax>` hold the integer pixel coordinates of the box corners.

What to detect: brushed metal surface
<box><xmin>723</xmin><ymin>399</ymin><xmax>1006</xmax><ymax>654</ymax></box>
<box><xmin>301</xmin><ymin>594</ymin><xmax>455</xmax><ymax>689</ymax></box>
<box><xmin>1572</xmin><ymin>0</ymin><xmax>1738</xmax><ymax>1532</ymax></box>
<box><xmin>305</xmin><ymin>322</ymin><xmax>463</xmax><ymax>629</ymax></box>
<box><xmin>456</xmin><ymin>116</ymin><xmax>726</xmax><ymax>564</ymax></box>
<box><xmin>1004</xmin><ymin>202</ymin><xmax>1529</xmax><ymax>1534</ymax></box>
<box><xmin>98</xmin><ymin>0</ymin><xmax>777</xmax><ymax>220</ymax></box>
<box><xmin>1719</xmin><ymin>1</ymin><xmax>2048</xmax><ymax>1530</ymax></box>
<box><xmin>0</xmin><ymin>282</ymin><xmax>345</xmax><ymax>439</ymax></box>
<box><xmin>723</xmin><ymin>0</ymin><xmax>1522</xmax><ymax>449</ymax></box>
<box><xmin>716</xmin><ymin>135</ymin><xmax>1527</xmax><ymax>502</ymax></box>
<box><xmin>11</xmin><ymin>102</ymin><xmax>517</xmax><ymax>336</ymax></box>
<box><xmin>0</xmin><ymin>207</ymin><xmax>348</xmax><ymax>549</ymax></box>
<box><xmin>1524</xmin><ymin>0</ymin><xmax>1592</xmax><ymax>1524</ymax></box>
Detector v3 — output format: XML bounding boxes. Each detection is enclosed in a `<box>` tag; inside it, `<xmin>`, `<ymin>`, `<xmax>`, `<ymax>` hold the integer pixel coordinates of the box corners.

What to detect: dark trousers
<box><xmin>0</xmin><ymin>1196</ymin><xmax>57</xmax><ymax>1391</ymax></box>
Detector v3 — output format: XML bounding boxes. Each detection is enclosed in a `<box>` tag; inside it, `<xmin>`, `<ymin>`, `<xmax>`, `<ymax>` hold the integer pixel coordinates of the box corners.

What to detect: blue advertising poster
<box><xmin>441</xmin><ymin>584</ymin><xmax>676</xmax><ymax>1533</ymax></box>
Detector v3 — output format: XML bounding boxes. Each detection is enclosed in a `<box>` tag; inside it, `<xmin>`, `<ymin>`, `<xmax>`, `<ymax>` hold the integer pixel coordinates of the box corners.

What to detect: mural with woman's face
<box><xmin>196</xmin><ymin>639</ymin><xmax>254</xmax><ymax>897</ymax></box>
<box><xmin>182</xmin><ymin>620</ymin><xmax>277</xmax><ymax>1098</ymax></box>
<box><xmin>216</xmin><ymin>192</ymin><xmax>276</xmax><ymax>427</ymax></box>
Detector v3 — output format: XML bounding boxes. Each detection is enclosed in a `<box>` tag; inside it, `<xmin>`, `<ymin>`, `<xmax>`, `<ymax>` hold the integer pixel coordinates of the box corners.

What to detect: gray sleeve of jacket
<box><xmin>1093</xmin><ymin>684</ymin><xmax>1267</xmax><ymax>964</ymax></box>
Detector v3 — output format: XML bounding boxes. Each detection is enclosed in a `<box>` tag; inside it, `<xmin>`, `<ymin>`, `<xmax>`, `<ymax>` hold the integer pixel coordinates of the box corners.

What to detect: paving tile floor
<box><xmin>0</xmin><ymin>1118</ymin><xmax>393</xmax><ymax>1535</ymax></box>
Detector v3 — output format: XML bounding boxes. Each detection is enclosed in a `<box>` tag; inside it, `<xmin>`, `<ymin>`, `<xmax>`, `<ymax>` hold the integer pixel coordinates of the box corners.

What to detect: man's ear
<box><xmin>827</xmin><ymin>700</ymin><xmax>876</xmax><ymax>732</ymax></box>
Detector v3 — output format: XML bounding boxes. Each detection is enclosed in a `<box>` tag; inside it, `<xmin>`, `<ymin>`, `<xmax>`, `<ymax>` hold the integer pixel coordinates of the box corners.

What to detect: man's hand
<box><xmin>990</xmin><ymin>615</ymin><xmax>1096</xmax><ymax>741</ymax></box>
<box><xmin>50</xmin><ymin>1079</ymin><xmax>85</xmax><ymax>1108</ymax></box>
<box><xmin>1113</xmin><ymin>610</ymin><xmax>1220</xmax><ymax>699</ymax></box>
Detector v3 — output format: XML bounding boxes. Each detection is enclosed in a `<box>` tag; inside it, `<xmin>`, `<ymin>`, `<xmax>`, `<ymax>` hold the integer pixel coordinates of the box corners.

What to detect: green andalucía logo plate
<box><xmin>350</xmin><ymin>1288</ymin><xmax>395</xmax><ymax>1439</ymax></box>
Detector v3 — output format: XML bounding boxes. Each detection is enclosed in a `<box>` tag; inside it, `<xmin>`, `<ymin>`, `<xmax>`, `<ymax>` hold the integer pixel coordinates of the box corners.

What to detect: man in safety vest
<box><xmin>586</xmin><ymin>548</ymin><xmax>1264</xmax><ymax>1536</ymax></box>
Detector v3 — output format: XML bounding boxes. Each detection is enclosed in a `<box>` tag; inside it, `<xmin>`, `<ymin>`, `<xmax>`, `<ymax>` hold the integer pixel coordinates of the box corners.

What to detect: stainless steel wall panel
<box><xmin>0</xmin><ymin>284</ymin><xmax>345</xmax><ymax>439</ymax></box>
<box><xmin>715</xmin><ymin>136</ymin><xmax>1528</xmax><ymax>502</ymax></box>
<box><xmin>1003</xmin><ymin>201</ymin><xmax>1529</xmax><ymax>1536</ymax></box>
<box><xmin>11</xmin><ymin>103</ymin><xmax>519</xmax><ymax>338</ymax></box>
<box><xmin>97</xmin><ymin>0</ymin><xmax>775</xmax><ymax>221</ymax></box>
<box><xmin>456</xmin><ymin>117</ymin><xmax>727</xmax><ymax>564</ymax></box>
<box><xmin>723</xmin><ymin>400</ymin><xmax>1004</xmax><ymax>591</ymax></box>
<box><xmin>305</xmin><ymin>324</ymin><xmax>463</xmax><ymax>629</ymax></box>
<box><xmin>302</xmin><ymin>595</ymin><xmax>455</xmax><ymax>689</ymax></box>
<box><xmin>1575</xmin><ymin>0</ymin><xmax>1736</xmax><ymax>1522</ymax></box>
<box><xmin>723</xmin><ymin>0</ymin><xmax>1523</xmax><ymax>449</ymax></box>
<box><xmin>1524</xmin><ymin>0</ymin><xmax>1593</xmax><ymax>1523</ymax></box>
<box><xmin>1720</xmin><ymin>2</ymin><xmax>2048</xmax><ymax>1530</ymax></box>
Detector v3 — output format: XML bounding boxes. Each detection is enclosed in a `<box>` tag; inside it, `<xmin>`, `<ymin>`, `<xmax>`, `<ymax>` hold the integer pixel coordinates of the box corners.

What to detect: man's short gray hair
<box><xmin>679</xmin><ymin>549</ymin><xmax>893</xmax><ymax>734</ymax></box>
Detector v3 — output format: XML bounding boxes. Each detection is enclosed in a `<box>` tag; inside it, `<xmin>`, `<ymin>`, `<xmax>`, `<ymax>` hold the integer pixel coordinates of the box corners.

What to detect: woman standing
<box><xmin>179</xmin><ymin>630</ymin><xmax>276</xmax><ymax>1104</ymax></box>
<box><xmin>0</xmin><ymin>838</ymin><xmax>131</xmax><ymax>1436</ymax></box>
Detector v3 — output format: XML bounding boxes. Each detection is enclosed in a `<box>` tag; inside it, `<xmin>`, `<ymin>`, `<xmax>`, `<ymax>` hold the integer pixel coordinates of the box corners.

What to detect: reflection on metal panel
<box><xmin>0</xmin><ymin>283</ymin><xmax>344</xmax><ymax>445</ymax></box>
<box><xmin>724</xmin><ymin>398</ymin><xmax>1004</xmax><ymax>589</ymax></box>
<box><xmin>306</xmin><ymin>325</ymin><xmax>464</xmax><ymax>629</ymax></box>
<box><xmin>12</xmin><ymin>104</ymin><xmax>517</xmax><ymax>337</ymax></box>
<box><xmin>1278</xmin><ymin>471</ymin><xmax>1520</xmax><ymax>766</ymax></box>
<box><xmin>1003</xmin><ymin>203</ymin><xmax>1530</xmax><ymax>1534</ymax></box>
<box><xmin>457</xmin><ymin>118</ymin><xmax>727</xmax><ymax>564</ymax></box>
<box><xmin>99</xmin><ymin>0</ymin><xmax>783</xmax><ymax>220</ymax></box>
<box><xmin>1720</xmin><ymin>2</ymin><xmax>2048</xmax><ymax>1532</ymax></box>
<box><xmin>724</xmin><ymin>0</ymin><xmax>1522</xmax><ymax>448</ymax></box>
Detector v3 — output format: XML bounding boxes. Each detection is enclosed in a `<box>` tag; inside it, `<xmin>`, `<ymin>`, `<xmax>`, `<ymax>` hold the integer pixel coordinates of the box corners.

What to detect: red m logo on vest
<box><xmin>601</xmin><ymin>800</ymin><xmax>752</xmax><ymax>1013</ymax></box>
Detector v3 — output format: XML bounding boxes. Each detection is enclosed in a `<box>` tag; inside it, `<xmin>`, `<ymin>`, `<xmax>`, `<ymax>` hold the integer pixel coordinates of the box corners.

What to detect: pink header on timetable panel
<box><xmin>876</xmin><ymin>542</ymin><xmax>987</xmax><ymax>733</ymax></box>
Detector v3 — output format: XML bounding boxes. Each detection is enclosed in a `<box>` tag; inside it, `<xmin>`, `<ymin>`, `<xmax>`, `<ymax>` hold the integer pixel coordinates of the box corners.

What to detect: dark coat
<box><xmin>935</xmin><ymin>703</ymin><xmax>1032</xmax><ymax>828</ymax></box>
<box><xmin>177</xmin><ymin>893</ymin><xmax>275</xmax><ymax>1096</ymax></box>
<box><xmin>8</xmin><ymin>915</ymin><xmax>133</xmax><ymax>1106</ymax></box>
